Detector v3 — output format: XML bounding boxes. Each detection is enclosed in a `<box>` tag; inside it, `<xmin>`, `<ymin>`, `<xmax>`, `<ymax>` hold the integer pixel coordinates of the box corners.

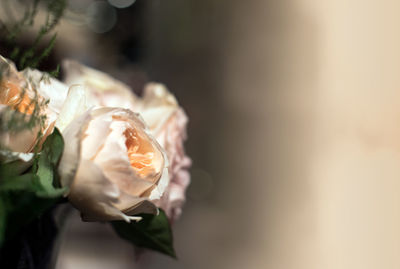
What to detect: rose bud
<box><xmin>58</xmin><ymin>107</ymin><xmax>169</xmax><ymax>222</ymax></box>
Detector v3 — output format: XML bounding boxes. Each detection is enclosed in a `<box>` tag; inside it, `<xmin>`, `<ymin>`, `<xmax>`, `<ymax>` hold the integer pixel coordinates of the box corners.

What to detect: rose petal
<box><xmin>69</xmin><ymin>159</ymin><xmax>133</xmax><ymax>222</ymax></box>
<box><xmin>62</xmin><ymin>60</ymin><xmax>137</xmax><ymax>110</ymax></box>
<box><xmin>58</xmin><ymin>110</ymin><xmax>92</xmax><ymax>189</ymax></box>
<box><xmin>22</xmin><ymin>68</ymin><xmax>69</xmax><ymax>114</ymax></box>
<box><xmin>56</xmin><ymin>85</ymin><xmax>90</xmax><ymax>132</ymax></box>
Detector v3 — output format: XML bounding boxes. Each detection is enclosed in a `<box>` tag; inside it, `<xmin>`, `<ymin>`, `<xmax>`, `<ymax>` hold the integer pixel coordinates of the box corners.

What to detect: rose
<box><xmin>0</xmin><ymin>57</ymin><xmax>40</xmax><ymax>155</ymax></box>
<box><xmin>59</xmin><ymin>107</ymin><xmax>169</xmax><ymax>222</ymax></box>
<box><xmin>0</xmin><ymin>56</ymin><xmax>69</xmax><ymax>149</ymax></box>
<box><xmin>62</xmin><ymin>60</ymin><xmax>136</xmax><ymax>111</ymax></box>
<box><xmin>137</xmin><ymin>83</ymin><xmax>191</xmax><ymax>222</ymax></box>
<box><xmin>0</xmin><ymin>56</ymin><xmax>68</xmax><ymax>168</ymax></box>
<box><xmin>61</xmin><ymin>62</ymin><xmax>191</xmax><ymax>221</ymax></box>
<box><xmin>22</xmin><ymin>67</ymin><xmax>69</xmax><ymax>122</ymax></box>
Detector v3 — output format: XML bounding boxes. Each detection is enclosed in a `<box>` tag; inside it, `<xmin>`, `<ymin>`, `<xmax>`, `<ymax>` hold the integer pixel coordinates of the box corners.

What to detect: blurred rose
<box><xmin>0</xmin><ymin>104</ymin><xmax>38</xmax><ymax>169</ymax></box>
<box><xmin>62</xmin><ymin>60</ymin><xmax>136</xmax><ymax>111</ymax></box>
<box><xmin>0</xmin><ymin>57</ymin><xmax>39</xmax><ymax>154</ymax></box>
<box><xmin>0</xmin><ymin>56</ymin><xmax>68</xmax><ymax>165</ymax></box>
<box><xmin>59</xmin><ymin>107</ymin><xmax>169</xmax><ymax>222</ymax></box>
<box><xmin>22</xmin><ymin>67</ymin><xmax>69</xmax><ymax>124</ymax></box>
<box><xmin>137</xmin><ymin>83</ymin><xmax>191</xmax><ymax>222</ymax></box>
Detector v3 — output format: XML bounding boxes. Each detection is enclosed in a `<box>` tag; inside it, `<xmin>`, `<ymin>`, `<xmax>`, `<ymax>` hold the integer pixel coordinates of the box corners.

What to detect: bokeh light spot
<box><xmin>86</xmin><ymin>1</ymin><xmax>117</xmax><ymax>33</ymax></box>
<box><xmin>108</xmin><ymin>0</ymin><xmax>136</xmax><ymax>9</ymax></box>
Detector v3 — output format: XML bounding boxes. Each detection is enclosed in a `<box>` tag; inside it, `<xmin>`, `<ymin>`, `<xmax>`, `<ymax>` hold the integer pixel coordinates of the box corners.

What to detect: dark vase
<box><xmin>0</xmin><ymin>209</ymin><xmax>58</xmax><ymax>269</ymax></box>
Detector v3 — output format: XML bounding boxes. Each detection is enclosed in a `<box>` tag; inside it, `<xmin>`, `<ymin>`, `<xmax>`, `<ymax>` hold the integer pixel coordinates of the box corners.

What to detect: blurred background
<box><xmin>2</xmin><ymin>0</ymin><xmax>400</xmax><ymax>268</ymax></box>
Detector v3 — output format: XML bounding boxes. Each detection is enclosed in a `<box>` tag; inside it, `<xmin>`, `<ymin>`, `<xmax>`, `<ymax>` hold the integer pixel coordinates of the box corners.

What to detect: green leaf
<box><xmin>111</xmin><ymin>209</ymin><xmax>176</xmax><ymax>258</ymax></box>
<box><xmin>0</xmin><ymin>173</ymin><xmax>36</xmax><ymax>191</ymax></box>
<box><xmin>0</xmin><ymin>159</ymin><xmax>32</xmax><ymax>178</ymax></box>
<box><xmin>0</xmin><ymin>190</ymin><xmax>60</xmax><ymax>245</ymax></box>
<box><xmin>0</xmin><ymin>128</ymin><xmax>67</xmax><ymax>245</ymax></box>
<box><xmin>34</xmin><ymin>128</ymin><xmax>67</xmax><ymax>198</ymax></box>
<box><xmin>40</xmin><ymin>127</ymin><xmax>64</xmax><ymax>166</ymax></box>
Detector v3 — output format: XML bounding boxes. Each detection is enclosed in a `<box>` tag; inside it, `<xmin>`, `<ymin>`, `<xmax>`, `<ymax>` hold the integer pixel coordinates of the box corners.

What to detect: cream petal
<box><xmin>142</xmin><ymin>83</ymin><xmax>178</xmax><ymax>107</ymax></box>
<box><xmin>139</xmin><ymin>106</ymin><xmax>176</xmax><ymax>135</ymax></box>
<box><xmin>80</xmin><ymin>111</ymin><xmax>113</xmax><ymax>160</ymax></box>
<box><xmin>0</xmin><ymin>56</ymin><xmax>20</xmax><ymax>80</ymax></box>
<box><xmin>70</xmin><ymin>157</ymin><xmax>157</xmax><ymax>222</ymax></box>
<box><xmin>56</xmin><ymin>85</ymin><xmax>90</xmax><ymax>132</ymax></box>
<box><xmin>0</xmin><ymin>105</ymin><xmax>39</xmax><ymax>153</ymax></box>
<box><xmin>22</xmin><ymin>68</ymin><xmax>69</xmax><ymax>114</ymax></box>
<box><xmin>62</xmin><ymin>60</ymin><xmax>132</xmax><ymax>93</ymax></box>
<box><xmin>169</xmin><ymin>170</ymin><xmax>191</xmax><ymax>204</ymax></box>
<box><xmin>114</xmin><ymin>193</ymin><xmax>158</xmax><ymax>215</ymax></box>
<box><xmin>58</xmin><ymin>110</ymin><xmax>92</xmax><ymax>189</ymax></box>
<box><xmin>94</xmin><ymin>147</ymin><xmax>156</xmax><ymax>197</ymax></box>
<box><xmin>169</xmin><ymin>184</ymin><xmax>186</xmax><ymax>207</ymax></box>
<box><xmin>99</xmin><ymin>91</ymin><xmax>136</xmax><ymax>111</ymax></box>
<box><xmin>62</xmin><ymin>60</ymin><xmax>137</xmax><ymax>110</ymax></box>
<box><xmin>68</xmin><ymin>159</ymin><xmax>130</xmax><ymax>222</ymax></box>
<box><xmin>138</xmin><ymin>83</ymin><xmax>180</xmax><ymax>135</ymax></box>
<box><xmin>81</xmin><ymin>203</ymin><xmax>132</xmax><ymax>222</ymax></box>
<box><xmin>149</xmin><ymin>165</ymin><xmax>169</xmax><ymax>200</ymax></box>
<box><xmin>0</xmin><ymin>128</ymin><xmax>38</xmax><ymax>153</ymax></box>
<box><xmin>173</xmin><ymin>165</ymin><xmax>191</xmax><ymax>187</ymax></box>
<box><xmin>132</xmin><ymin>112</ymin><xmax>169</xmax><ymax>176</ymax></box>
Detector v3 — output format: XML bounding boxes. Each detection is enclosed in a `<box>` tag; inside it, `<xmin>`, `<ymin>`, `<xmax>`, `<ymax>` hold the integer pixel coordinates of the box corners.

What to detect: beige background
<box><xmin>52</xmin><ymin>0</ymin><xmax>400</xmax><ymax>268</ymax></box>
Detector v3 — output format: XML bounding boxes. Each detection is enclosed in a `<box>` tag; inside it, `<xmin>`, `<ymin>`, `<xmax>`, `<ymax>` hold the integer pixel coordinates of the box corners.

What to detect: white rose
<box><xmin>59</xmin><ymin>107</ymin><xmax>169</xmax><ymax>222</ymax></box>
<box><xmin>62</xmin><ymin>60</ymin><xmax>137</xmax><ymax>111</ymax></box>
<box><xmin>0</xmin><ymin>56</ymin><xmax>68</xmax><ymax>166</ymax></box>
<box><xmin>61</xmin><ymin>62</ymin><xmax>191</xmax><ymax>221</ymax></box>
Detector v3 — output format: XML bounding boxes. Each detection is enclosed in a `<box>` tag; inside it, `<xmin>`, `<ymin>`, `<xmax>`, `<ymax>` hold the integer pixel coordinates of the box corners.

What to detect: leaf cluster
<box><xmin>0</xmin><ymin>128</ymin><xmax>67</xmax><ymax>246</ymax></box>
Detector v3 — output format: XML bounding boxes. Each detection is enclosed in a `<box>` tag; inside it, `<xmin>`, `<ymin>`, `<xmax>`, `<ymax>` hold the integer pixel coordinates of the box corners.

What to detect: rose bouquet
<box><xmin>0</xmin><ymin>56</ymin><xmax>191</xmax><ymax>265</ymax></box>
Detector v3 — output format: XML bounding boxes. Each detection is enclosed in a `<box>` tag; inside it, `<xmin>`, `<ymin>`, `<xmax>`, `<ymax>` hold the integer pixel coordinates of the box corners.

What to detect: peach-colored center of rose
<box><xmin>124</xmin><ymin>127</ymin><xmax>158</xmax><ymax>178</ymax></box>
<box><xmin>0</xmin><ymin>80</ymin><xmax>35</xmax><ymax>115</ymax></box>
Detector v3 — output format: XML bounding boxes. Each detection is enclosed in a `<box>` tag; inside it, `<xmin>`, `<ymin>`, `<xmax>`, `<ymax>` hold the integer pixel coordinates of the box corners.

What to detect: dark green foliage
<box><xmin>48</xmin><ymin>63</ymin><xmax>59</xmax><ymax>78</ymax></box>
<box><xmin>0</xmin><ymin>128</ymin><xmax>67</xmax><ymax>246</ymax></box>
<box><xmin>111</xmin><ymin>209</ymin><xmax>177</xmax><ymax>258</ymax></box>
